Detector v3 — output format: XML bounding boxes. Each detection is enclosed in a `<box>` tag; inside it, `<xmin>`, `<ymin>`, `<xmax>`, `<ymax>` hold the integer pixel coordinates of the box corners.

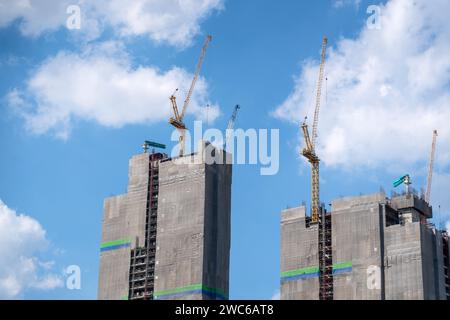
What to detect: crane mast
<box><xmin>312</xmin><ymin>37</ymin><xmax>328</xmax><ymax>149</ymax></box>
<box><xmin>302</xmin><ymin>36</ymin><xmax>332</xmax><ymax>301</ymax></box>
<box><xmin>425</xmin><ymin>130</ymin><xmax>438</xmax><ymax>204</ymax></box>
<box><xmin>169</xmin><ymin>35</ymin><xmax>212</xmax><ymax>156</ymax></box>
<box><xmin>181</xmin><ymin>35</ymin><xmax>212</xmax><ymax>120</ymax></box>
<box><xmin>301</xmin><ymin>37</ymin><xmax>327</xmax><ymax>224</ymax></box>
<box><xmin>224</xmin><ymin>105</ymin><xmax>241</xmax><ymax>151</ymax></box>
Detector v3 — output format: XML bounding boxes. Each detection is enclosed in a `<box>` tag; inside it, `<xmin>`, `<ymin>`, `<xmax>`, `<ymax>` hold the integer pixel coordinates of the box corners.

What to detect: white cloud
<box><xmin>8</xmin><ymin>42</ymin><xmax>219</xmax><ymax>139</ymax></box>
<box><xmin>0</xmin><ymin>0</ymin><xmax>223</xmax><ymax>47</ymax></box>
<box><xmin>93</xmin><ymin>0</ymin><xmax>223</xmax><ymax>47</ymax></box>
<box><xmin>0</xmin><ymin>0</ymin><xmax>67</xmax><ymax>36</ymax></box>
<box><xmin>271</xmin><ymin>289</ymin><xmax>280</xmax><ymax>300</ymax></box>
<box><xmin>274</xmin><ymin>0</ymin><xmax>450</xmax><ymax>171</ymax></box>
<box><xmin>30</xmin><ymin>274</ymin><xmax>63</xmax><ymax>290</ymax></box>
<box><xmin>333</xmin><ymin>0</ymin><xmax>361</xmax><ymax>9</ymax></box>
<box><xmin>0</xmin><ymin>200</ymin><xmax>63</xmax><ymax>299</ymax></box>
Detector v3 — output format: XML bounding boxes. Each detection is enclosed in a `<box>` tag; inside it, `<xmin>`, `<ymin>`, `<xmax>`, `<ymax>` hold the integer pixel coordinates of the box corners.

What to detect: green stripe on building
<box><xmin>332</xmin><ymin>261</ymin><xmax>352</xmax><ymax>269</ymax></box>
<box><xmin>281</xmin><ymin>266</ymin><xmax>319</xmax><ymax>277</ymax></box>
<box><xmin>282</xmin><ymin>262</ymin><xmax>353</xmax><ymax>277</ymax></box>
<box><xmin>202</xmin><ymin>285</ymin><xmax>227</xmax><ymax>298</ymax></box>
<box><xmin>100</xmin><ymin>238</ymin><xmax>131</xmax><ymax>249</ymax></box>
<box><xmin>154</xmin><ymin>284</ymin><xmax>227</xmax><ymax>298</ymax></box>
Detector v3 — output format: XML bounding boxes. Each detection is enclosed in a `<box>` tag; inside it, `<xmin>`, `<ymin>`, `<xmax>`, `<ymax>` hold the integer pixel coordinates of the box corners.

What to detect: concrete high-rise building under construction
<box><xmin>281</xmin><ymin>192</ymin><xmax>450</xmax><ymax>300</ymax></box>
<box><xmin>98</xmin><ymin>141</ymin><xmax>232</xmax><ymax>300</ymax></box>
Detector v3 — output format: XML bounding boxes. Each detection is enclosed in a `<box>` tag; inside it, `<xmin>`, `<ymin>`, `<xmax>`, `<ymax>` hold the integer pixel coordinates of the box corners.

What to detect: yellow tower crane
<box><xmin>301</xmin><ymin>36</ymin><xmax>327</xmax><ymax>224</ymax></box>
<box><xmin>425</xmin><ymin>130</ymin><xmax>438</xmax><ymax>204</ymax></box>
<box><xmin>169</xmin><ymin>35</ymin><xmax>212</xmax><ymax>156</ymax></box>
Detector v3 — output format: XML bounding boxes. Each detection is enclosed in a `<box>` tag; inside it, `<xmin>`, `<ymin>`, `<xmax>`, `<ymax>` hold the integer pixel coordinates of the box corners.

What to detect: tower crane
<box><xmin>301</xmin><ymin>37</ymin><xmax>327</xmax><ymax>224</ymax></box>
<box><xmin>224</xmin><ymin>105</ymin><xmax>241</xmax><ymax>151</ymax></box>
<box><xmin>169</xmin><ymin>35</ymin><xmax>212</xmax><ymax>156</ymax></box>
<box><xmin>425</xmin><ymin>130</ymin><xmax>438</xmax><ymax>203</ymax></box>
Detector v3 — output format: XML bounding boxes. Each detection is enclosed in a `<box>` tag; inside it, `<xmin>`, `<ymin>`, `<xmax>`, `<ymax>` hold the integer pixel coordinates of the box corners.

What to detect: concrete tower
<box><xmin>98</xmin><ymin>141</ymin><xmax>232</xmax><ymax>300</ymax></box>
<box><xmin>281</xmin><ymin>192</ymin><xmax>450</xmax><ymax>300</ymax></box>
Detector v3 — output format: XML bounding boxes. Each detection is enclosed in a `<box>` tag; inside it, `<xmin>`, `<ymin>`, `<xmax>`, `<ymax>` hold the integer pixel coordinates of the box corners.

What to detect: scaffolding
<box><xmin>443</xmin><ymin>231</ymin><xmax>450</xmax><ymax>300</ymax></box>
<box><xmin>318</xmin><ymin>210</ymin><xmax>333</xmax><ymax>300</ymax></box>
<box><xmin>128</xmin><ymin>152</ymin><xmax>165</xmax><ymax>300</ymax></box>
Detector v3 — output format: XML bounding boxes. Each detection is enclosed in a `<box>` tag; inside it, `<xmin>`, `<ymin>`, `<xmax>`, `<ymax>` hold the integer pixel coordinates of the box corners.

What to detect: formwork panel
<box><xmin>203</xmin><ymin>162</ymin><xmax>232</xmax><ymax>300</ymax></box>
<box><xmin>280</xmin><ymin>207</ymin><xmax>319</xmax><ymax>300</ymax></box>
<box><xmin>282</xmin><ymin>192</ymin><xmax>448</xmax><ymax>300</ymax></box>
<box><xmin>126</xmin><ymin>154</ymin><xmax>151</xmax><ymax>247</ymax></box>
<box><xmin>154</xmin><ymin>143</ymin><xmax>232</xmax><ymax>300</ymax></box>
<box><xmin>154</xmin><ymin>158</ymin><xmax>206</xmax><ymax>300</ymax></box>
<box><xmin>385</xmin><ymin>222</ymin><xmax>423</xmax><ymax>299</ymax></box>
<box><xmin>420</xmin><ymin>226</ymin><xmax>446</xmax><ymax>299</ymax></box>
<box><xmin>98</xmin><ymin>194</ymin><xmax>131</xmax><ymax>300</ymax></box>
<box><xmin>331</xmin><ymin>193</ymin><xmax>384</xmax><ymax>300</ymax></box>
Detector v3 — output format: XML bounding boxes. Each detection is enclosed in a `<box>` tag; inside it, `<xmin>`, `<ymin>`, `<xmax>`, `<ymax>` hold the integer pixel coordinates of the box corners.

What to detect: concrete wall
<box><xmin>98</xmin><ymin>154</ymin><xmax>151</xmax><ymax>300</ymax></box>
<box><xmin>280</xmin><ymin>206</ymin><xmax>319</xmax><ymax>300</ymax></box>
<box><xmin>154</xmin><ymin>155</ymin><xmax>207</xmax><ymax>300</ymax></box>
<box><xmin>154</xmin><ymin>142</ymin><xmax>231</xmax><ymax>300</ymax></box>
<box><xmin>99</xmin><ymin>144</ymin><xmax>231</xmax><ymax>300</ymax></box>
<box><xmin>384</xmin><ymin>222</ymin><xmax>447</xmax><ymax>300</ymax></box>
<box><xmin>98</xmin><ymin>194</ymin><xmax>131</xmax><ymax>300</ymax></box>
<box><xmin>421</xmin><ymin>227</ymin><xmax>446</xmax><ymax>299</ymax></box>
<box><xmin>203</xmin><ymin>161</ymin><xmax>232</xmax><ymax>300</ymax></box>
<box><xmin>434</xmin><ymin>231</ymin><xmax>447</xmax><ymax>299</ymax></box>
<box><xmin>126</xmin><ymin>154</ymin><xmax>150</xmax><ymax>248</ymax></box>
<box><xmin>445</xmin><ymin>235</ymin><xmax>450</xmax><ymax>299</ymax></box>
<box><xmin>390</xmin><ymin>195</ymin><xmax>432</xmax><ymax>219</ymax></box>
<box><xmin>332</xmin><ymin>193</ymin><xmax>385</xmax><ymax>300</ymax></box>
<box><xmin>281</xmin><ymin>191</ymin><xmax>448</xmax><ymax>300</ymax></box>
<box><xmin>384</xmin><ymin>222</ymin><xmax>424</xmax><ymax>299</ymax></box>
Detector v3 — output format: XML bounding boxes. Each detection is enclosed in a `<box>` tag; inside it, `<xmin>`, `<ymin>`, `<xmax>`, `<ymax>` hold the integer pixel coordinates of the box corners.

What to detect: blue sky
<box><xmin>1</xmin><ymin>0</ymin><xmax>449</xmax><ymax>299</ymax></box>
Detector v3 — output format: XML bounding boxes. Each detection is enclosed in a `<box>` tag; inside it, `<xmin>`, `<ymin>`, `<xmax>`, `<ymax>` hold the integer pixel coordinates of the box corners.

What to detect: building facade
<box><xmin>281</xmin><ymin>192</ymin><xmax>450</xmax><ymax>300</ymax></box>
<box><xmin>98</xmin><ymin>141</ymin><xmax>232</xmax><ymax>300</ymax></box>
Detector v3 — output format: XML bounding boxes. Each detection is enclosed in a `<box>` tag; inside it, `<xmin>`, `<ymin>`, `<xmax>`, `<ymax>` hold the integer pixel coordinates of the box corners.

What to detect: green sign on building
<box><xmin>145</xmin><ymin>140</ymin><xmax>166</xmax><ymax>149</ymax></box>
